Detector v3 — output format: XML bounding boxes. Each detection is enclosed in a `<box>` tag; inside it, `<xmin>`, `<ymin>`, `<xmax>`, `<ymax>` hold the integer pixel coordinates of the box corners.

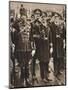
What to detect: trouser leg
<box><xmin>32</xmin><ymin>55</ymin><xmax>36</xmax><ymax>77</ymax></box>
<box><xmin>21</xmin><ymin>61</ymin><xmax>25</xmax><ymax>82</ymax></box>
<box><xmin>44</xmin><ymin>62</ymin><xmax>49</xmax><ymax>79</ymax></box>
<box><xmin>39</xmin><ymin>62</ymin><xmax>45</xmax><ymax>79</ymax></box>
<box><xmin>57</xmin><ymin>58</ymin><xmax>64</xmax><ymax>72</ymax></box>
<box><xmin>53</xmin><ymin>54</ymin><xmax>57</xmax><ymax>75</ymax></box>
<box><xmin>25</xmin><ymin>60</ymin><xmax>29</xmax><ymax>80</ymax></box>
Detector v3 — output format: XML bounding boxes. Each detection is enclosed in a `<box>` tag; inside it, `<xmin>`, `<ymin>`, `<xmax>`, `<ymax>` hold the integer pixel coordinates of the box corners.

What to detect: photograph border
<box><xmin>9</xmin><ymin>1</ymin><xmax>67</xmax><ymax>89</ymax></box>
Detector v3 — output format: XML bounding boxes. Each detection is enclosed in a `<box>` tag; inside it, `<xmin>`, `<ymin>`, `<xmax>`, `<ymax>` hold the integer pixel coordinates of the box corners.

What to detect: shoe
<box><xmin>41</xmin><ymin>78</ymin><xmax>48</xmax><ymax>83</ymax></box>
<box><xmin>32</xmin><ymin>76</ymin><xmax>38</xmax><ymax>83</ymax></box>
<box><xmin>9</xmin><ymin>83</ymin><xmax>15</xmax><ymax>89</ymax></box>
<box><xmin>59</xmin><ymin>71</ymin><xmax>63</xmax><ymax>74</ymax></box>
<box><xmin>26</xmin><ymin>79</ymin><xmax>32</xmax><ymax>86</ymax></box>
<box><xmin>46</xmin><ymin>78</ymin><xmax>53</xmax><ymax>81</ymax></box>
<box><xmin>32</xmin><ymin>76</ymin><xmax>37</xmax><ymax>81</ymax></box>
<box><xmin>56</xmin><ymin>71</ymin><xmax>63</xmax><ymax>76</ymax></box>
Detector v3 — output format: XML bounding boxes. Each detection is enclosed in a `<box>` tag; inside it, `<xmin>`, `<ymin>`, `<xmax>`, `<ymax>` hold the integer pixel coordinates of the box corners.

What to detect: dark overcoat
<box><xmin>49</xmin><ymin>22</ymin><xmax>64</xmax><ymax>59</ymax></box>
<box><xmin>55</xmin><ymin>25</ymin><xmax>64</xmax><ymax>58</ymax></box>
<box><xmin>48</xmin><ymin>22</ymin><xmax>57</xmax><ymax>60</ymax></box>
<box><xmin>30</xmin><ymin>19</ymin><xmax>52</xmax><ymax>62</ymax></box>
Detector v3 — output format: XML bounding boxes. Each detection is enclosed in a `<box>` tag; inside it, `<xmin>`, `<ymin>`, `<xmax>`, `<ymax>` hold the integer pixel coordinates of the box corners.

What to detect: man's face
<box><xmin>21</xmin><ymin>15</ymin><xmax>27</xmax><ymax>22</ymax></box>
<box><xmin>31</xmin><ymin>15</ymin><xmax>35</xmax><ymax>22</ymax></box>
<box><xmin>35</xmin><ymin>13</ymin><xmax>40</xmax><ymax>20</ymax></box>
<box><xmin>47</xmin><ymin>12</ymin><xmax>52</xmax><ymax>19</ymax></box>
<box><xmin>41</xmin><ymin>13</ymin><xmax>47</xmax><ymax>22</ymax></box>
<box><xmin>50</xmin><ymin>16</ymin><xmax>55</xmax><ymax>22</ymax></box>
<box><xmin>54</xmin><ymin>16</ymin><xmax>60</xmax><ymax>26</ymax></box>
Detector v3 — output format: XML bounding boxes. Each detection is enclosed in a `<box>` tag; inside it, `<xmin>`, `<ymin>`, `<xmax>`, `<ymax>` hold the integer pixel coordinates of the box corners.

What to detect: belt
<box><xmin>33</xmin><ymin>35</ymin><xmax>40</xmax><ymax>38</ymax></box>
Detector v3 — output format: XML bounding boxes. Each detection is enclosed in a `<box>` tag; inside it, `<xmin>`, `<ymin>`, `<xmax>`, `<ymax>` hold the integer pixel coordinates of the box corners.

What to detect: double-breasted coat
<box><xmin>30</xmin><ymin>19</ymin><xmax>52</xmax><ymax>62</ymax></box>
<box><xmin>55</xmin><ymin>25</ymin><xmax>64</xmax><ymax>58</ymax></box>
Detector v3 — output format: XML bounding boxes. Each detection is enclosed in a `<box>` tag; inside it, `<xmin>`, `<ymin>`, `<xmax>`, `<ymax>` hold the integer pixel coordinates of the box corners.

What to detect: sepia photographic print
<box><xmin>9</xmin><ymin>1</ymin><xmax>66</xmax><ymax>88</ymax></box>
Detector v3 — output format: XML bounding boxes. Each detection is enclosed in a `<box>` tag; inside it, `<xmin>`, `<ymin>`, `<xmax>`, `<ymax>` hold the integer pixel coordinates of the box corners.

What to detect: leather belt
<box><xmin>33</xmin><ymin>35</ymin><xmax>40</xmax><ymax>38</ymax></box>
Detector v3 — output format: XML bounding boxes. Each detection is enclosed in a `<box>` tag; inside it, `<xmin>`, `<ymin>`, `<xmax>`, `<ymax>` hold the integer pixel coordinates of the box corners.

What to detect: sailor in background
<box><xmin>48</xmin><ymin>12</ymin><xmax>58</xmax><ymax>76</ymax></box>
<box><xmin>40</xmin><ymin>12</ymin><xmax>52</xmax><ymax>82</ymax></box>
<box><xmin>48</xmin><ymin>12</ymin><xmax>65</xmax><ymax>76</ymax></box>
<box><xmin>54</xmin><ymin>15</ymin><xmax>65</xmax><ymax>76</ymax></box>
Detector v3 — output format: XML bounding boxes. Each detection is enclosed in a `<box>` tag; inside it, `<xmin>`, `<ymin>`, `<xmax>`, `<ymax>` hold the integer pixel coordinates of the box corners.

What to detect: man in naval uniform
<box><xmin>40</xmin><ymin>12</ymin><xmax>52</xmax><ymax>82</ymax></box>
<box><xmin>48</xmin><ymin>13</ymin><xmax>58</xmax><ymax>76</ymax></box>
<box><xmin>30</xmin><ymin>9</ymin><xmax>43</xmax><ymax>82</ymax></box>
<box><xmin>48</xmin><ymin>13</ymin><xmax>65</xmax><ymax>76</ymax></box>
<box><xmin>30</xmin><ymin>9</ymin><xmax>52</xmax><ymax>82</ymax></box>
<box><xmin>54</xmin><ymin>15</ymin><xmax>65</xmax><ymax>76</ymax></box>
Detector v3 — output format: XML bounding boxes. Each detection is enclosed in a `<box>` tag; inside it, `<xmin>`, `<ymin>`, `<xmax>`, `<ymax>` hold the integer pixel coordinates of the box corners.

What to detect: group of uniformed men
<box><xmin>10</xmin><ymin>4</ymin><xmax>66</xmax><ymax>87</ymax></box>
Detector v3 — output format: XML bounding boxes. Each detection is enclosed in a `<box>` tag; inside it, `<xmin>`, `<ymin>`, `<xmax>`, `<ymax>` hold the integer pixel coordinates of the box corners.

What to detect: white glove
<box><xmin>50</xmin><ymin>47</ymin><xmax>53</xmax><ymax>54</ymax></box>
<box><xmin>31</xmin><ymin>50</ymin><xmax>36</xmax><ymax>57</ymax></box>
